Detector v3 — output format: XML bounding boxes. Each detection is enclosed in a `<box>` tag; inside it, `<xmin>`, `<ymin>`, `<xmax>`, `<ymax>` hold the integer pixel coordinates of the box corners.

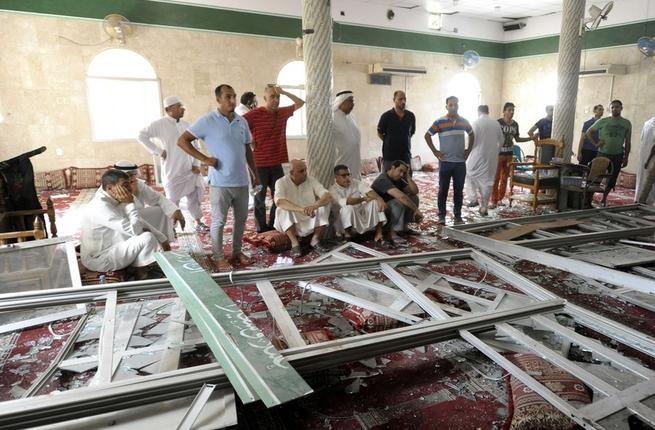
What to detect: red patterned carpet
<box><xmin>19</xmin><ymin>172</ymin><xmax>651</xmax><ymax>429</ymax></box>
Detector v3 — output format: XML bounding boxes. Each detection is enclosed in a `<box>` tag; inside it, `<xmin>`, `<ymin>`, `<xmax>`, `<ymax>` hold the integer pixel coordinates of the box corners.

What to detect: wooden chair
<box><xmin>0</xmin><ymin>147</ymin><xmax>57</xmax><ymax>245</ymax></box>
<box><xmin>564</xmin><ymin>156</ymin><xmax>613</xmax><ymax>208</ymax></box>
<box><xmin>508</xmin><ymin>138</ymin><xmax>565</xmax><ymax>210</ymax></box>
<box><xmin>0</xmin><ymin>198</ymin><xmax>57</xmax><ymax>245</ymax></box>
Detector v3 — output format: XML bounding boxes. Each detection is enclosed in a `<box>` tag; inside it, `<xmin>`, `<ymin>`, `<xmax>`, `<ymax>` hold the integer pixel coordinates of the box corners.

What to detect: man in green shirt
<box><xmin>586</xmin><ymin>99</ymin><xmax>632</xmax><ymax>206</ymax></box>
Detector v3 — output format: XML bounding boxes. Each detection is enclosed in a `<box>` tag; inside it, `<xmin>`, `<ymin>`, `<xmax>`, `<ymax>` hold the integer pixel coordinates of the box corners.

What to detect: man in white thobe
<box><xmin>636</xmin><ymin>115</ymin><xmax>655</xmax><ymax>204</ymax></box>
<box><xmin>81</xmin><ymin>169</ymin><xmax>169</xmax><ymax>279</ymax></box>
<box><xmin>112</xmin><ymin>160</ymin><xmax>185</xmax><ymax>242</ymax></box>
<box><xmin>330</xmin><ymin>164</ymin><xmax>386</xmax><ymax>242</ymax></box>
<box><xmin>235</xmin><ymin>91</ymin><xmax>257</xmax><ymax>116</ymax></box>
<box><xmin>466</xmin><ymin>105</ymin><xmax>503</xmax><ymax>216</ymax></box>
<box><xmin>137</xmin><ymin>95</ymin><xmax>208</xmax><ymax>232</ymax></box>
<box><xmin>274</xmin><ymin>159</ymin><xmax>332</xmax><ymax>257</ymax></box>
<box><xmin>333</xmin><ymin>90</ymin><xmax>362</xmax><ymax>179</ymax></box>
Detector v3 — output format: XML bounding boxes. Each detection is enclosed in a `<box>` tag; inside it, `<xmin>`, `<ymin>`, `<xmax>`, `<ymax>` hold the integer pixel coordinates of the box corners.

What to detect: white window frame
<box><xmin>86</xmin><ymin>49</ymin><xmax>162</xmax><ymax>143</ymax></box>
<box><xmin>447</xmin><ymin>72</ymin><xmax>481</xmax><ymax>122</ymax></box>
<box><xmin>277</xmin><ymin>61</ymin><xmax>306</xmax><ymax>139</ymax></box>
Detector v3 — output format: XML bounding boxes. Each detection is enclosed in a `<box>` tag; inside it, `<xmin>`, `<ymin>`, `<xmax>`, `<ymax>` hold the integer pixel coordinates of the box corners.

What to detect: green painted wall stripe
<box><xmin>0</xmin><ymin>0</ymin><xmax>503</xmax><ymax>57</ymax></box>
<box><xmin>1</xmin><ymin>0</ymin><xmax>653</xmax><ymax>59</ymax></box>
<box><xmin>334</xmin><ymin>23</ymin><xmax>505</xmax><ymax>58</ymax></box>
<box><xmin>0</xmin><ymin>0</ymin><xmax>302</xmax><ymax>38</ymax></box>
<box><xmin>504</xmin><ymin>20</ymin><xmax>655</xmax><ymax>58</ymax></box>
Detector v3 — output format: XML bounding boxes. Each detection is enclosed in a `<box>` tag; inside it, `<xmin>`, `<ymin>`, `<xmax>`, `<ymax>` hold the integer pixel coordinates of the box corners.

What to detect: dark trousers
<box><xmin>579</xmin><ymin>149</ymin><xmax>598</xmax><ymax>166</ymax></box>
<box><xmin>254</xmin><ymin>164</ymin><xmax>284</xmax><ymax>232</ymax></box>
<box><xmin>599</xmin><ymin>152</ymin><xmax>624</xmax><ymax>192</ymax></box>
<box><xmin>438</xmin><ymin>161</ymin><xmax>466</xmax><ymax>217</ymax></box>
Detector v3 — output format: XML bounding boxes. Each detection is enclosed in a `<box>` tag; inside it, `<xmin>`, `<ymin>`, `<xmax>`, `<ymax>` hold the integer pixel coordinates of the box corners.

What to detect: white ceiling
<box><xmin>161</xmin><ymin>0</ymin><xmax>651</xmax><ymax>42</ymax></box>
<box><xmin>365</xmin><ymin>0</ymin><xmax>567</xmax><ymax>22</ymax></box>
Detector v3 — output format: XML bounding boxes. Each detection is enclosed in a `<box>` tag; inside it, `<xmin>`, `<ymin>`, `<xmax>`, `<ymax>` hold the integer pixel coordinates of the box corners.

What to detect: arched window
<box><xmin>447</xmin><ymin>72</ymin><xmax>481</xmax><ymax>122</ymax></box>
<box><xmin>86</xmin><ymin>49</ymin><xmax>161</xmax><ymax>141</ymax></box>
<box><xmin>277</xmin><ymin>60</ymin><xmax>306</xmax><ymax>138</ymax></box>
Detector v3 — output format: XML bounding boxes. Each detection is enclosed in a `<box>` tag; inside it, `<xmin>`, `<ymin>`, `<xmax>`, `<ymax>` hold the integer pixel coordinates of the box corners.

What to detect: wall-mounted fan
<box><xmin>462</xmin><ymin>50</ymin><xmax>480</xmax><ymax>69</ymax></box>
<box><xmin>582</xmin><ymin>1</ymin><xmax>613</xmax><ymax>32</ymax></box>
<box><xmin>103</xmin><ymin>14</ymin><xmax>132</xmax><ymax>44</ymax></box>
<box><xmin>638</xmin><ymin>37</ymin><xmax>655</xmax><ymax>57</ymax></box>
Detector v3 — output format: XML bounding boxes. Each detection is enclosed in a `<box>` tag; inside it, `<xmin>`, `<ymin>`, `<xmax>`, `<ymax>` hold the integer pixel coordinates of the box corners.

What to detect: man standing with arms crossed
<box><xmin>137</xmin><ymin>96</ymin><xmax>208</xmax><ymax>232</ymax></box>
<box><xmin>377</xmin><ymin>90</ymin><xmax>416</xmax><ymax>172</ymax></box>
<box><xmin>244</xmin><ymin>84</ymin><xmax>305</xmax><ymax>233</ymax></box>
<box><xmin>586</xmin><ymin>100</ymin><xmax>632</xmax><ymax>206</ymax></box>
<box><xmin>177</xmin><ymin>85</ymin><xmax>260</xmax><ymax>271</ymax></box>
<box><xmin>425</xmin><ymin>96</ymin><xmax>475</xmax><ymax>225</ymax></box>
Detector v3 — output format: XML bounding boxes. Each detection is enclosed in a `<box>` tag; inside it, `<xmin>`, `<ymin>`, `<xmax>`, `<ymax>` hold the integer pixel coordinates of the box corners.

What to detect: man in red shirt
<box><xmin>244</xmin><ymin>84</ymin><xmax>305</xmax><ymax>232</ymax></box>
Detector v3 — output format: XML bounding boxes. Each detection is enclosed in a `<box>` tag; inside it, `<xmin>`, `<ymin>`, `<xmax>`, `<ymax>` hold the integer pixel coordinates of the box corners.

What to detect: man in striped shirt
<box><xmin>424</xmin><ymin>96</ymin><xmax>475</xmax><ymax>225</ymax></box>
<box><xmin>244</xmin><ymin>84</ymin><xmax>305</xmax><ymax>233</ymax></box>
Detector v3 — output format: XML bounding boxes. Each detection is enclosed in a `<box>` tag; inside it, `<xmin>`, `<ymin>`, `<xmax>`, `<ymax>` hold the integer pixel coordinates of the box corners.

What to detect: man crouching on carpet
<box><xmin>112</xmin><ymin>160</ymin><xmax>185</xmax><ymax>242</ymax></box>
<box><xmin>81</xmin><ymin>169</ymin><xmax>170</xmax><ymax>280</ymax></box>
<box><xmin>274</xmin><ymin>159</ymin><xmax>332</xmax><ymax>257</ymax></box>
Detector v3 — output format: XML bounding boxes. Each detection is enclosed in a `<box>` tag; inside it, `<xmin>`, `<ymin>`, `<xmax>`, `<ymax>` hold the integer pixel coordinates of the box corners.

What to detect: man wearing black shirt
<box><xmin>377</xmin><ymin>91</ymin><xmax>416</xmax><ymax>172</ymax></box>
<box><xmin>371</xmin><ymin>160</ymin><xmax>423</xmax><ymax>244</ymax></box>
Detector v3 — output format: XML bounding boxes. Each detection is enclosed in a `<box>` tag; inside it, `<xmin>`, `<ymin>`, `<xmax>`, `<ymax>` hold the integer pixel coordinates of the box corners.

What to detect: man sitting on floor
<box><xmin>274</xmin><ymin>159</ymin><xmax>331</xmax><ymax>257</ymax></box>
<box><xmin>330</xmin><ymin>164</ymin><xmax>386</xmax><ymax>242</ymax></box>
<box><xmin>371</xmin><ymin>160</ymin><xmax>423</xmax><ymax>244</ymax></box>
<box><xmin>81</xmin><ymin>169</ymin><xmax>170</xmax><ymax>280</ymax></box>
<box><xmin>113</xmin><ymin>160</ymin><xmax>185</xmax><ymax>242</ymax></box>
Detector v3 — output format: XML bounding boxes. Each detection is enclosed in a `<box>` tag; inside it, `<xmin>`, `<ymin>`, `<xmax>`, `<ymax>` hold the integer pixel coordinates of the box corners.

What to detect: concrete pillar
<box><xmin>302</xmin><ymin>0</ymin><xmax>335</xmax><ymax>187</ymax></box>
<box><xmin>552</xmin><ymin>0</ymin><xmax>586</xmax><ymax>159</ymax></box>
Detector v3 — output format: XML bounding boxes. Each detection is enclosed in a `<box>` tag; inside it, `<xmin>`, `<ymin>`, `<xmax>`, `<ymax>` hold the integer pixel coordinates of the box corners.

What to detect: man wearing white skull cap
<box><xmin>137</xmin><ymin>96</ymin><xmax>208</xmax><ymax>232</ymax></box>
<box><xmin>333</xmin><ymin>90</ymin><xmax>362</xmax><ymax>180</ymax></box>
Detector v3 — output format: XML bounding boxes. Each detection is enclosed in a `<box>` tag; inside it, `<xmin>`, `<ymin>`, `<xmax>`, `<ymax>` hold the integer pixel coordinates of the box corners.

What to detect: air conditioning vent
<box><xmin>368</xmin><ymin>63</ymin><xmax>427</xmax><ymax>76</ymax></box>
<box><xmin>579</xmin><ymin>64</ymin><xmax>627</xmax><ymax>76</ymax></box>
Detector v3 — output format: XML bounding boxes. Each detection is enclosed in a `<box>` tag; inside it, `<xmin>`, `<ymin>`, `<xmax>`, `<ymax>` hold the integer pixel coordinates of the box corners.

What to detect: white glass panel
<box><xmin>277</xmin><ymin>61</ymin><xmax>305</xmax><ymax>86</ymax></box>
<box><xmin>281</xmin><ymin>90</ymin><xmax>306</xmax><ymax>137</ymax></box>
<box><xmin>87</xmin><ymin>77</ymin><xmax>161</xmax><ymax>141</ymax></box>
<box><xmin>447</xmin><ymin>72</ymin><xmax>481</xmax><ymax>122</ymax></box>
<box><xmin>88</xmin><ymin>48</ymin><xmax>157</xmax><ymax>79</ymax></box>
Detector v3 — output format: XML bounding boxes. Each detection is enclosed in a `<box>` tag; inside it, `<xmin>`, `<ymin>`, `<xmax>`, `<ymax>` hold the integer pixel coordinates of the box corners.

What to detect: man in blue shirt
<box><xmin>424</xmin><ymin>96</ymin><xmax>475</xmax><ymax>225</ymax></box>
<box><xmin>177</xmin><ymin>84</ymin><xmax>260</xmax><ymax>271</ymax></box>
<box><xmin>528</xmin><ymin>105</ymin><xmax>554</xmax><ymax>164</ymax></box>
<box><xmin>576</xmin><ymin>104</ymin><xmax>604</xmax><ymax>165</ymax></box>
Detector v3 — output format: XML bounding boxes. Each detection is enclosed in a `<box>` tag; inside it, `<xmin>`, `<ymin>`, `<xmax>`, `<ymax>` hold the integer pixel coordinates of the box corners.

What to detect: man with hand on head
<box><xmin>371</xmin><ymin>160</ymin><xmax>422</xmax><ymax>245</ymax></box>
<box><xmin>112</xmin><ymin>160</ymin><xmax>184</xmax><ymax>242</ymax></box>
<box><xmin>244</xmin><ymin>84</ymin><xmax>305</xmax><ymax>233</ymax></box>
<box><xmin>177</xmin><ymin>84</ymin><xmax>260</xmax><ymax>271</ymax></box>
<box><xmin>137</xmin><ymin>96</ymin><xmax>208</xmax><ymax>232</ymax></box>
<box><xmin>274</xmin><ymin>159</ymin><xmax>331</xmax><ymax>257</ymax></box>
<box><xmin>235</xmin><ymin>91</ymin><xmax>257</xmax><ymax>116</ymax></box>
<box><xmin>81</xmin><ymin>169</ymin><xmax>169</xmax><ymax>280</ymax></box>
<box><xmin>333</xmin><ymin>90</ymin><xmax>362</xmax><ymax>179</ymax></box>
